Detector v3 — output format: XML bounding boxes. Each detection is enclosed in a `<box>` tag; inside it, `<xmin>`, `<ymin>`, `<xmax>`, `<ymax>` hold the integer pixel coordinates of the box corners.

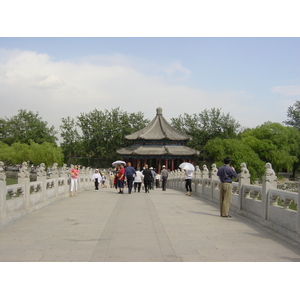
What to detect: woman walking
<box><xmin>133</xmin><ymin>168</ymin><xmax>144</xmax><ymax>192</ymax></box>
<box><xmin>70</xmin><ymin>165</ymin><xmax>79</xmax><ymax>197</ymax></box>
<box><xmin>184</xmin><ymin>167</ymin><xmax>193</xmax><ymax>196</ymax></box>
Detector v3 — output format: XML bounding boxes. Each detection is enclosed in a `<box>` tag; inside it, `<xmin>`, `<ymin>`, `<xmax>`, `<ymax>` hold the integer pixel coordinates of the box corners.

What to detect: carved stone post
<box><xmin>37</xmin><ymin>163</ymin><xmax>47</xmax><ymax>201</ymax></box>
<box><xmin>50</xmin><ymin>163</ymin><xmax>59</xmax><ymax>198</ymax></box>
<box><xmin>194</xmin><ymin>166</ymin><xmax>201</xmax><ymax>195</ymax></box>
<box><xmin>210</xmin><ymin>164</ymin><xmax>218</xmax><ymax>198</ymax></box>
<box><xmin>18</xmin><ymin>162</ymin><xmax>30</xmax><ymax>211</ymax></box>
<box><xmin>201</xmin><ymin>165</ymin><xmax>209</xmax><ymax>195</ymax></box>
<box><xmin>0</xmin><ymin>161</ymin><xmax>7</xmax><ymax>222</ymax></box>
<box><xmin>297</xmin><ymin>179</ymin><xmax>300</xmax><ymax>235</ymax></box>
<box><xmin>61</xmin><ymin>164</ymin><xmax>70</xmax><ymax>198</ymax></box>
<box><xmin>262</xmin><ymin>162</ymin><xmax>277</xmax><ymax>219</ymax></box>
<box><xmin>238</xmin><ymin>163</ymin><xmax>251</xmax><ymax>210</ymax></box>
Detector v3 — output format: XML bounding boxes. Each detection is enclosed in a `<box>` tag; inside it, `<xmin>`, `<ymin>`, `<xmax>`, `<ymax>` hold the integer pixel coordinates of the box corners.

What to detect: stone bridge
<box><xmin>0</xmin><ymin>161</ymin><xmax>300</xmax><ymax>262</ymax></box>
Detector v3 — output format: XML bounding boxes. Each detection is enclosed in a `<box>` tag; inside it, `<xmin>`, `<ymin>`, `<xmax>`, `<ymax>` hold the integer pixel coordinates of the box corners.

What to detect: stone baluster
<box><xmin>18</xmin><ymin>162</ymin><xmax>30</xmax><ymax>211</ymax></box>
<box><xmin>0</xmin><ymin>161</ymin><xmax>7</xmax><ymax>222</ymax></box>
<box><xmin>238</xmin><ymin>162</ymin><xmax>251</xmax><ymax>210</ymax></box>
<box><xmin>262</xmin><ymin>162</ymin><xmax>277</xmax><ymax>219</ymax></box>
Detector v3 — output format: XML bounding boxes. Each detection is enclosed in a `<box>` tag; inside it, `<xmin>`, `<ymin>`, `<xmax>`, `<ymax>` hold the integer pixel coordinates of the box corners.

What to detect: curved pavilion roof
<box><xmin>117</xmin><ymin>144</ymin><xmax>198</xmax><ymax>156</ymax></box>
<box><xmin>125</xmin><ymin>107</ymin><xmax>192</xmax><ymax>141</ymax></box>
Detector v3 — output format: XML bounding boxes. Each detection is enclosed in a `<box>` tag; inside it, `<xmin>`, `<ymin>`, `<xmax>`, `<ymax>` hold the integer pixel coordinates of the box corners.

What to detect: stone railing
<box><xmin>0</xmin><ymin>162</ymin><xmax>94</xmax><ymax>228</ymax></box>
<box><xmin>168</xmin><ymin>162</ymin><xmax>300</xmax><ymax>244</ymax></box>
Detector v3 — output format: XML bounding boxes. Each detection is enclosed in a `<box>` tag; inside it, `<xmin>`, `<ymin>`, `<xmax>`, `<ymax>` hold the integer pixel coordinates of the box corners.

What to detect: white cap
<box><xmin>162</xmin><ymin>165</ymin><xmax>165</xmax><ymax>168</ymax></box>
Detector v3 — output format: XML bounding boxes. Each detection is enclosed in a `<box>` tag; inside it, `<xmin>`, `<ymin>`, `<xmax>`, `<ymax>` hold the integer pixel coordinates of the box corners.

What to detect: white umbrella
<box><xmin>112</xmin><ymin>160</ymin><xmax>126</xmax><ymax>166</ymax></box>
<box><xmin>179</xmin><ymin>162</ymin><xmax>195</xmax><ymax>171</ymax></box>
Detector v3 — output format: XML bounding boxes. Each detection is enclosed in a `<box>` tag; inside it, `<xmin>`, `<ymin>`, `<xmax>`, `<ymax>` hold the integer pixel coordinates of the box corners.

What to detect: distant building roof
<box><xmin>117</xmin><ymin>144</ymin><xmax>198</xmax><ymax>156</ymax></box>
<box><xmin>125</xmin><ymin>107</ymin><xmax>191</xmax><ymax>141</ymax></box>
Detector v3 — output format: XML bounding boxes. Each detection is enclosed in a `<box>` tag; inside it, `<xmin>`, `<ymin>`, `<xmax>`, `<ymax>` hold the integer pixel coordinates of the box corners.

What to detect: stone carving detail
<box><xmin>37</xmin><ymin>163</ymin><xmax>46</xmax><ymax>177</ymax></box>
<box><xmin>210</xmin><ymin>163</ymin><xmax>218</xmax><ymax>180</ymax></box>
<box><xmin>202</xmin><ymin>164</ymin><xmax>209</xmax><ymax>178</ymax></box>
<box><xmin>240</xmin><ymin>162</ymin><xmax>251</xmax><ymax>182</ymax></box>
<box><xmin>0</xmin><ymin>161</ymin><xmax>5</xmax><ymax>181</ymax></box>
<box><xmin>264</xmin><ymin>162</ymin><xmax>277</xmax><ymax>185</ymax></box>
<box><xmin>18</xmin><ymin>162</ymin><xmax>30</xmax><ymax>179</ymax></box>
<box><xmin>50</xmin><ymin>163</ymin><xmax>59</xmax><ymax>177</ymax></box>
<box><xmin>195</xmin><ymin>166</ymin><xmax>201</xmax><ymax>177</ymax></box>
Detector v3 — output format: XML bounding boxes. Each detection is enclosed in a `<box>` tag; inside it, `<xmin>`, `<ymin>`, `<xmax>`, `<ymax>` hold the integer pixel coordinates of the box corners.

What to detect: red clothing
<box><xmin>118</xmin><ymin>168</ymin><xmax>125</xmax><ymax>180</ymax></box>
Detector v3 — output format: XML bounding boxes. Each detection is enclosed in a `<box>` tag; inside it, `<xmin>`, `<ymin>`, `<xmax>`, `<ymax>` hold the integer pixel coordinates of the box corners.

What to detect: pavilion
<box><xmin>116</xmin><ymin>107</ymin><xmax>198</xmax><ymax>172</ymax></box>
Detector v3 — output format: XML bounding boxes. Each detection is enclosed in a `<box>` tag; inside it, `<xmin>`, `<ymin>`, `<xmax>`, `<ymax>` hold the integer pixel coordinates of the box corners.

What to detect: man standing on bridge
<box><xmin>161</xmin><ymin>165</ymin><xmax>168</xmax><ymax>191</ymax></box>
<box><xmin>142</xmin><ymin>164</ymin><xmax>153</xmax><ymax>193</ymax></box>
<box><xmin>217</xmin><ymin>157</ymin><xmax>238</xmax><ymax>218</ymax></box>
<box><xmin>125</xmin><ymin>162</ymin><xmax>136</xmax><ymax>194</ymax></box>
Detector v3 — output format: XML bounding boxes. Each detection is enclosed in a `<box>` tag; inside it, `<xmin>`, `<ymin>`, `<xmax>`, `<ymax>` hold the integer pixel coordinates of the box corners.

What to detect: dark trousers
<box><xmin>162</xmin><ymin>178</ymin><xmax>167</xmax><ymax>191</ymax></box>
<box><xmin>94</xmin><ymin>178</ymin><xmax>99</xmax><ymax>190</ymax></box>
<box><xmin>144</xmin><ymin>180</ymin><xmax>151</xmax><ymax>192</ymax></box>
<box><xmin>156</xmin><ymin>179</ymin><xmax>160</xmax><ymax>188</ymax></box>
<box><xmin>185</xmin><ymin>179</ymin><xmax>192</xmax><ymax>192</ymax></box>
<box><xmin>126</xmin><ymin>175</ymin><xmax>134</xmax><ymax>193</ymax></box>
<box><xmin>134</xmin><ymin>182</ymin><xmax>141</xmax><ymax>192</ymax></box>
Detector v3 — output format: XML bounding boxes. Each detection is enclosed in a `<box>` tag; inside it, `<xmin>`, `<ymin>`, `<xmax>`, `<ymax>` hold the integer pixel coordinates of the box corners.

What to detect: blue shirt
<box><xmin>217</xmin><ymin>165</ymin><xmax>237</xmax><ymax>183</ymax></box>
<box><xmin>125</xmin><ymin>166</ymin><xmax>136</xmax><ymax>176</ymax></box>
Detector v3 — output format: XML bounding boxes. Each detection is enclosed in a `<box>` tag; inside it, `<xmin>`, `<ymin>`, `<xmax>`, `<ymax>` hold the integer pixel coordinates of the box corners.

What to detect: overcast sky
<box><xmin>1</xmin><ymin>2</ymin><xmax>299</xmax><ymax>138</ymax></box>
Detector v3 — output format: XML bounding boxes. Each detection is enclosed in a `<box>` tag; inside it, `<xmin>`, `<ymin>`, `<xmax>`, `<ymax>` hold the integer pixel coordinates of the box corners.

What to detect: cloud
<box><xmin>0</xmin><ymin>48</ymin><xmax>285</xmax><ymax>136</ymax></box>
<box><xmin>271</xmin><ymin>85</ymin><xmax>300</xmax><ymax>97</ymax></box>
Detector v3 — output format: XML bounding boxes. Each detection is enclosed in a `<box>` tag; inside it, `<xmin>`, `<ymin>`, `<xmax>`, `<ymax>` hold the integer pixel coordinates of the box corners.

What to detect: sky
<box><xmin>1</xmin><ymin>1</ymin><xmax>300</xmax><ymax>141</ymax></box>
<box><xmin>1</xmin><ymin>36</ymin><xmax>299</xmax><ymax>137</ymax></box>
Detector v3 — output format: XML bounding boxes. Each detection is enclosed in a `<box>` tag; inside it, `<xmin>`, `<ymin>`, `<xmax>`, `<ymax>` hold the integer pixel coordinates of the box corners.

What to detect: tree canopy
<box><xmin>241</xmin><ymin>122</ymin><xmax>300</xmax><ymax>176</ymax></box>
<box><xmin>170</xmin><ymin>108</ymin><xmax>241</xmax><ymax>160</ymax></box>
<box><xmin>0</xmin><ymin>140</ymin><xmax>63</xmax><ymax>167</ymax></box>
<box><xmin>60</xmin><ymin>107</ymin><xmax>149</xmax><ymax>166</ymax></box>
<box><xmin>0</xmin><ymin>109</ymin><xmax>58</xmax><ymax>145</ymax></box>
<box><xmin>284</xmin><ymin>100</ymin><xmax>300</xmax><ymax>130</ymax></box>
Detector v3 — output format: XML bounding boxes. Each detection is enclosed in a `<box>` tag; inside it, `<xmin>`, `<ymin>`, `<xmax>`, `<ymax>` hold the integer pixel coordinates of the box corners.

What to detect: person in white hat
<box><xmin>160</xmin><ymin>165</ymin><xmax>168</xmax><ymax>191</ymax></box>
<box><xmin>92</xmin><ymin>169</ymin><xmax>102</xmax><ymax>191</ymax></box>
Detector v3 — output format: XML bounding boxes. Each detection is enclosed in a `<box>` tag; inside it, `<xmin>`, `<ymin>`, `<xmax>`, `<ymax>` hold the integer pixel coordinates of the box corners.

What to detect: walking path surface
<box><xmin>1</xmin><ymin>186</ymin><xmax>300</xmax><ymax>262</ymax></box>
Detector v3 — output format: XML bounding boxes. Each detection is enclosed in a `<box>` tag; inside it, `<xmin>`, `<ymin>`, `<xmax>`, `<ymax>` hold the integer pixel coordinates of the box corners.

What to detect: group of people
<box><xmin>111</xmin><ymin>163</ymin><xmax>169</xmax><ymax>194</ymax></box>
<box><xmin>69</xmin><ymin>165</ymin><xmax>107</xmax><ymax>197</ymax></box>
<box><xmin>91</xmin><ymin>169</ymin><xmax>107</xmax><ymax>190</ymax></box>
<box><xmin>73</xmin><ymin>156</ymin><xmax>238</xmax><ymax>219</ymax></box>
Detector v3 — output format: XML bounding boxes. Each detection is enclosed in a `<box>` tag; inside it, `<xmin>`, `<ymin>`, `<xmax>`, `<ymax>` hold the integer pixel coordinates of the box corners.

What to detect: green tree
<box><xmin>284</xmin><ymin>100</ymin><xmax>300</xmax><ymax>130</ymax></box>
<box><xmin>171</xmin><ymin>108</ymin><xmax>241</xmax><ymax>159</ymax></box>
<box><xmin>9</xmin><ymin>142</ymin><xmax>32</xmax><ymax>164</ymax></box>
<box><xmin>0</xmin><ymin>141</ymin><xmax>12</xmax><ymax>164</ymax></box>
<box><xmin>1</xmin><ymin>109</ymin><xmax>58</xmax><ymax>145</ymax></box>
<box><xmin>29</xmin><ymin>141</ymin><xmax>64</xmax><ymax>167</ymax></box>
<box><xmin>204</xmin><ymin>138</ymin><xmax>265</xmax><ymax>181</ymax></box>
<box><xmin>241</xmin><ymin>122</ymin><xmax>300</xmax><ymax>174</ymax></box>
<box><xmin>60</xmin><ymin>116</ymin><xmax>83</xmax><ymax>165</ymax></box>
<box><xmin>62</xmin><ymin>108</ymin><xmax>149</xmax><ymax>166</ymax></box>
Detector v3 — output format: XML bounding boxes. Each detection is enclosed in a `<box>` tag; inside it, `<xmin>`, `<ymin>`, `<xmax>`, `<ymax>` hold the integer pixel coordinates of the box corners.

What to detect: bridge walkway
<box><xmin>1</xmin><ymin>186</ymin><xmax>300</xmax><ymax>262</ymax></box>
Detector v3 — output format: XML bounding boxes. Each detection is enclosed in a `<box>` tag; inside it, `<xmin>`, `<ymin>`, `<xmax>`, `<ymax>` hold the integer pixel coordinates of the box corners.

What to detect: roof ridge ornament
<box><xmin>156</xmin><ymin>107</ymin><xmax>163</xmax><ymax>116</ymax></box>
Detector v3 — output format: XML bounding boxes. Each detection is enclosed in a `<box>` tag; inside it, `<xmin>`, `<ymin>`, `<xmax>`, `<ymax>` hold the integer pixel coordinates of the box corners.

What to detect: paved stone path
<box><xmin>1</xmin><ymin>187</ymin><xmax>300</xmax><ymax>262</ymax></box>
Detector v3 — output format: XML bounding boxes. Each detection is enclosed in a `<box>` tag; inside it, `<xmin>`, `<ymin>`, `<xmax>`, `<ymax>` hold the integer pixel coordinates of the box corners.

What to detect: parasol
<box><xmin>179</xmin><ymin>162</ymin><xmax>195</xmax><ymax>171</ymax></box>
<box><xmin>112</xmin><ymin>160</ymin><xmax>126</xmax><ymax>166</ymax></box>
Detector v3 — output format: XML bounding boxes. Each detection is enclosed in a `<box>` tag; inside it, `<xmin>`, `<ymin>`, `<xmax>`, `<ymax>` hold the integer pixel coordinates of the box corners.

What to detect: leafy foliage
<box><xmin>241</xmin><ymin>122</ymin><xmax>300</xmax><ymax>173</ymax></box>
<box><xmin>0</xmin><ymin>109</ymin><xmax>58</xmax><ymax>145</ymax></box>
<box><xmin>0</xmin><ymin>140</ymin><xmax>63</xmax><ymax>167</ymax></box>
<box><xmin>171</xmin><ymin>108</ymin><xmax>241</xmax><ymax>159</ymax></box>
<box><xmin>204</xmin><ymin>138</ymin><xmax>265</xmax><ymax>181</ymax></box>
<box><xmin>60</xmin><ymin>107</ymin><xmax>149</xmax><ymax>166</ymax></box>
<box><xmin>284</xmin><ymin>100</ymin><xmax>300</xmax><ymax>130</ymax></box>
